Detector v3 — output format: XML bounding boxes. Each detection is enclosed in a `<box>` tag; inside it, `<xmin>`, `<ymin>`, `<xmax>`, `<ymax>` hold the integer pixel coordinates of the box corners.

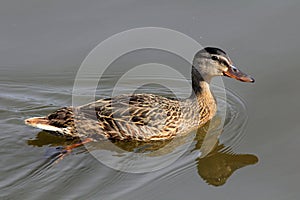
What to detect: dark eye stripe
<box><xmin>219</xmin><ymin>58</ymin><xmax>230</xmax><ymax>67</ymax></box>
<box><xmin>210</xmin><ymin>55</ymin><xmax>231</xmax><ymax>67</ymax></box>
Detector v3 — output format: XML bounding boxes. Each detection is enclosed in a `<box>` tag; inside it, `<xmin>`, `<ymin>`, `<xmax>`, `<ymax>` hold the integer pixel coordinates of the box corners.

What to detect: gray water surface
<box><xmin>1</xmin><ymin>1</ymin><xmax>300</xmax><ymax>200</ymax></box>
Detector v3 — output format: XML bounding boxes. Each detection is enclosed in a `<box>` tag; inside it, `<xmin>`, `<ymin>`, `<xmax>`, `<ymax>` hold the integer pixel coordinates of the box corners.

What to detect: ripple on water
<box><xmin>217</xmin><ymin>87</ymin><xmax>249</xmax><ymax>151</ymax></box>
<box><xmin>1</xmin><ymin>76</ymin><xmax>258</xmax><ymax>199</ymax></box>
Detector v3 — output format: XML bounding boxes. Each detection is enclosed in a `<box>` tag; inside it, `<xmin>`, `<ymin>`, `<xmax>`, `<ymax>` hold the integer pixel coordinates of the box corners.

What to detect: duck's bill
<box><xmin>223</xmin><ymin>65</ymin><xmax>255</xmax><ymax>83</ymax></box>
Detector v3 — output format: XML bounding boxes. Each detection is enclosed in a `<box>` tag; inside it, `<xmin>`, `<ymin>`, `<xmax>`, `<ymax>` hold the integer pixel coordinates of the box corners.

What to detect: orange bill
<box><xmin>223</xmin><ymin>65</ymin><xmax>255</xmax><ymax>83</ymax></box>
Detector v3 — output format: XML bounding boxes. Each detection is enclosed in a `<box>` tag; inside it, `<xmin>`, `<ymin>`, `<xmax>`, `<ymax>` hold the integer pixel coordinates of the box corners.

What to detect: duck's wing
<box><xmin>77</xmin><ymin>94</ymin><xmax>183</xmax><ymax>140</ymax></box>
<box><xmin>25</xmin><ymin>94</ymin><xmax>185</xmax><ymax>141</ymax></box>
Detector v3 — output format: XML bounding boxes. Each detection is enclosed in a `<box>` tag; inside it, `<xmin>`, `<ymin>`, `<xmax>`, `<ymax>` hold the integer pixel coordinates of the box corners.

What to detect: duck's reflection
<box><xmin>27</xmin><ymin>117</ymin><xmax>258</xmax><ymax>187</ymax></box>
<box><xmin>196</xmin><ymin>146</ymin><xmax>258</xmax><ymax>186</ymax></box>
<box><xmin>194</xmin><ymin>134</ymin><xmax>258</xmax><ymax>186</ymax></box>
<box><xmin>191</xmin><ymin>118</ymin><xmax>259</xmax><ymax>186</ymax></box>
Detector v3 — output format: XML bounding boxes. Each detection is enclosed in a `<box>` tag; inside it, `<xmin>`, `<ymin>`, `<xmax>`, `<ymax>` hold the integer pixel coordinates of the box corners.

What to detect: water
<box><xmin>1</xmin><ymin>68</ymin><xmax>257</xmax><ymax>199</ymax></box>
<box><xmin>1</xmin><ymin>1</ymin><xmax>300</xmax><ymax>199</ymax></box>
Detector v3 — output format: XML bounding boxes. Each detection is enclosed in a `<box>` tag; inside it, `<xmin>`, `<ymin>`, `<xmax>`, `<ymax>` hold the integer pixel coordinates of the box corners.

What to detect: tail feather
<box><xmin>25</xmin><ymin>117</ymin><xmax>65</xmax><ymax>134</ymax></box>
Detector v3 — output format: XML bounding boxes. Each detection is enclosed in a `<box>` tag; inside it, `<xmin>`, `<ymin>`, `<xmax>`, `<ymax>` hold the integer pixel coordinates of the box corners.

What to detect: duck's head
<box><xmin>193</xmin><ymin>47</ymin><xmax>254</xmax><ymax>83</ymax></box>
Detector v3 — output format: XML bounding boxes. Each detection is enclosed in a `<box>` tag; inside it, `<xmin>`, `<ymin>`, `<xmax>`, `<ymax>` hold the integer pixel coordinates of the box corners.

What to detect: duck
<box><xmin>25</xmin><ymin>47</ymin><xmax>254</xmax><ymax>142</ymax></box>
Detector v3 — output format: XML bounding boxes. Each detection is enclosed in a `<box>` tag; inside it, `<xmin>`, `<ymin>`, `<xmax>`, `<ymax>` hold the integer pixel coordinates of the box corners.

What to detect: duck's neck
<box><xmin>191</xmin><ymin>66</ymin><xmax>212</xmax><ymax>97</ymax></box>
<box><xmin>190</xmin><ymin>66</ymin><xmax>217</xmax><ymax>112</ymax></box>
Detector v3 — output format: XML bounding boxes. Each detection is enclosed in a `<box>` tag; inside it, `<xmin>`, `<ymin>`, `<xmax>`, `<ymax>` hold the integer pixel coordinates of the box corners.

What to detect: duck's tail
<box><xmin>25</xmin><ymin>117</ymin><xmax>66</xmax><ymax>134</ymax></box>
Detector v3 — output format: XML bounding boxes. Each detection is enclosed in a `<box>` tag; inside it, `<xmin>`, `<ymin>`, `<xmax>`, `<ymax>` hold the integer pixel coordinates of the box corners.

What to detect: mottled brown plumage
<box><xmin>25</xmin><ymin>47</ymin><xmax>254</xmax><ymax>141</ymax></box>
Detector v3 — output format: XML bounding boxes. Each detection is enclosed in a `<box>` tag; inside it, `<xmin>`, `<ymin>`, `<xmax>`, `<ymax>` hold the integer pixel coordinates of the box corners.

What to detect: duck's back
<box><xmin>25</xmin><ymin>94</ymin><xmax>205</xmax><ymax>141</ymax></box>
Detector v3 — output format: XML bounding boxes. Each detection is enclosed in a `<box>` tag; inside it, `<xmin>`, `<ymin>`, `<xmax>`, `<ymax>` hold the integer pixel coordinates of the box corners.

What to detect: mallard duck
<box><xmin>25</xmin><ymin>47</ymin><xmax>254</xmax><ymax>142</ymax></box>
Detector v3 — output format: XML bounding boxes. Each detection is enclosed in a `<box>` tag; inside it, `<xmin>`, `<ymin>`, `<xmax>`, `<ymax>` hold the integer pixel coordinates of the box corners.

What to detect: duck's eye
<box><xmin>211</xmin><ymin>56</ymin><xmax>218</xmax><ymax>61</ymax></box>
